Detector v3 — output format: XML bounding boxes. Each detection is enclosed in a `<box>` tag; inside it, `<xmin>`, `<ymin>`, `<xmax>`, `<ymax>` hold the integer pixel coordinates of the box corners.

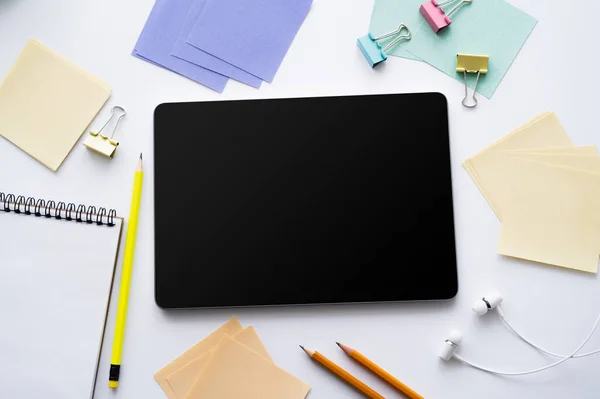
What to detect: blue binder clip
<box><xmin>357</xmin><ymin>24</ymin><xmax>411</xmax><ymax>68</ymax></box>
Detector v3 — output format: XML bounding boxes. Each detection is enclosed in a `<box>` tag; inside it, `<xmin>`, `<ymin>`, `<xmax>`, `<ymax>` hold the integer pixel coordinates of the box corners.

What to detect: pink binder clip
<box><xmin>420</xmin><ymin>0</ymin><xmax>472</xmax><ymax>34</ymax></box>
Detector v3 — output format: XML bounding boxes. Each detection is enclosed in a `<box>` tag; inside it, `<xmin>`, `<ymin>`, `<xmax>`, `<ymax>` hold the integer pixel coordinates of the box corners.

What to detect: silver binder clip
<box><xmin>357</xmin><ymin>24</ymin><xmax>412</xmax><ymax>68</ymax></box>
<box><xmin>84</xmin><ymin>106</ymin><xmax>126</xmax><ymax>158</ymax></box>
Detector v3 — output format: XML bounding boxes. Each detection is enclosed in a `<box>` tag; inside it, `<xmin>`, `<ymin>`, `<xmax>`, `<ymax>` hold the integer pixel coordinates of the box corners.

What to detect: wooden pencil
<box><xmin>300</xmin><ymin>345</ymin><xmax>384</xmax><ymax>399</ymax></box>
<box><xmin>337</xmin><ymin>342</ymin><xmax>423</xmax><ymax>399</ymax></box>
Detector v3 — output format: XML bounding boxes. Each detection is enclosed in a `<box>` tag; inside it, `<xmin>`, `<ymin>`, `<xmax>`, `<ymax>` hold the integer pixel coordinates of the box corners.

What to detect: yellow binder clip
<box><xmin>84</xmin><ymin>106</ymin><xmax>126</xmax><ymax>158</ymax></box>
<box><xmin>456</xmin><ymin>54</ymin><xmax>489</xmax><ymax>108</ymax></box>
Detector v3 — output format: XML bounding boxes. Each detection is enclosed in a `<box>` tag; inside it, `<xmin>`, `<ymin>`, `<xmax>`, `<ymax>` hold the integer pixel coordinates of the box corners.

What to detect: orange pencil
<box><xmin>337</xmin><ymin>342</ymin><xmax>423</xmax><ymax>399</ymax></box>
<box><xmin>300</xmin><ymin>346</ymin><xmax>384</xmax><ymax>399</ymax></box>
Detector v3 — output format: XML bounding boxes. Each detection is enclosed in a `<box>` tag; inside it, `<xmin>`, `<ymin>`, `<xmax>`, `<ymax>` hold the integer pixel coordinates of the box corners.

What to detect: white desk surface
<box><xmin>1</xmin><ymin>0</ymin><xmax>599</xmax><ymax>398</ymax></box>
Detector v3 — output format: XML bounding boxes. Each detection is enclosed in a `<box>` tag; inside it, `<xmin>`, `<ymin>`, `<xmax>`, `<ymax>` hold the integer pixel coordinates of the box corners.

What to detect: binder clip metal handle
<box><xmin>445</xmin><ymin>0</ymin><xmax>472</xmax><ymax>18</ymax></box>
<box><xmin>456</xmin><ymin>54</ymin><xmax>489</xmax><ymax>109</ymax></box>
<box><xmin>461</xmin><ymin>70</ymin><xmax>480</xmax><ymax>108</ymax></box>
<box><xmin>83</xmin><ymin>106</ymin><xmax>126</xmax><ymax>158</ymax></box>
<box><xmin>357</xmin><ymin>24</ymin><xmax>412</xmax><ymax>68</ymax></box>
<box><xmin>374</xmin><ymin>24</ymin><xmax>412</xmax><ymax>53</ymax></box>
<box><xmin>420</xmin><ymin>0</ymin><xmax>472</xmax><ymax>34</ymax></box>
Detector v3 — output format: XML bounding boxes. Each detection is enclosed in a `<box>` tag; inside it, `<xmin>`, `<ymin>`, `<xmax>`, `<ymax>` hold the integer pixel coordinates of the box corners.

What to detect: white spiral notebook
<box><xmin>0</xmin><ymin>193</ymin><xmax>123</xmax><ymax>399</ymax></box>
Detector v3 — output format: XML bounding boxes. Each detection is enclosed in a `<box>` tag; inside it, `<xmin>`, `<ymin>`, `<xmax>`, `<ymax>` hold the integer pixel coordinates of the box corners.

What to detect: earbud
<box><xmin>438</xmin><ymin>329</ymin><xmax>462</xmax><ymax>361</ymax></box>
<box><xmin>472</xmin><ymin>291</ymin><xmax>503</xmax><ymax>316</ymax></box>
<box><xmin>439</xmin><ymin>291</ymin><xmax>600</xmax><ymax>376</ymax></box>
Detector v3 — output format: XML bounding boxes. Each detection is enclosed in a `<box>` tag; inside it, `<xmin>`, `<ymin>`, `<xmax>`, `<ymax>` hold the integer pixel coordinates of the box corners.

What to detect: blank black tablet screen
<box><xmin>154</xmin><ymin>93</ymin><xmax>457</xmax><ymax>308</ymax></box>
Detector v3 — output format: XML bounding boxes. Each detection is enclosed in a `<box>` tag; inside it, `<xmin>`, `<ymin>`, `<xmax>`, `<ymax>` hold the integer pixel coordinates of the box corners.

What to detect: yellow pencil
<box><xmin>109</xmin><ymin>154</ymin><xmax>144</xmax><ymax>388</ymax></box>
<box><xmin>300</xmin><ymin>345</ymin><xmax>385</xmax><ymax>399</ymax></box>
<box><xmin>337</xmin><ymin>342</ymin><xmax>423</xmax><ymax>399</ymax></box>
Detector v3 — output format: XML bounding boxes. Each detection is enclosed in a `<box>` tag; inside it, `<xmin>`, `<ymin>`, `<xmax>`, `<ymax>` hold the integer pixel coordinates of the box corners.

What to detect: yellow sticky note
<box><xmin>511</xmin><ymin>154</ymin><xmax>600</xmax><ymax>173</ymax></box>
<box><xmin>497</xmin><ymin>159</ymin><xmax>600</xmax><ymax>273</ymax></box>
<box><xmin>499</xmin><ymin>216</ymin><xmax>600</xmax><ymax>273</ymax></box>
<box><xmin>463</xmin><ymin>112</ymin><xmax>572</xmax><ymax>218</ymax></box>
<box><xmin>154</xmin><ymin>317</ymin><xmax>243</xmax><ymax>399</ymax></box>
<box><xmin>186</xmin><ymin>335</ymin><xmax>310</xmax><ymax>399</ymax></box>
<box><xmin>166</xmin><ymin>326</ymin><xmax>272</xmax><ymax>399</ymax></box>
<box><xmin>477</xmin><ymin>112</ymin><xmax>571</xmax><ymax>152</ymax></box>
<box><xmin>464</xmin><ymin>151</ymin><xmax>600</xmax><ymax>221</ymax></box>
<box><xmin>507</xmin><ymin>145</ymin><xmax>597</xmax><ymax>156</ymax></box>
<box><xmin>0</xmin><ymin>39</ymin><xmax>111</xmax><ymax>171</ymax></box>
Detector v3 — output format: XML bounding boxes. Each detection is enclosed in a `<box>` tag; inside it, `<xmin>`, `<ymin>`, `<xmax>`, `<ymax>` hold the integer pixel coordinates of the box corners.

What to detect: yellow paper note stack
<box><xmin>154</xmin><ymin>317</ymin><xmax>310</xmax><ymax>399</ymax></box>
<box><xmin>463</xmin><ymin>112</ymin><xmax>600</xmax><ymax>273</ymax></box>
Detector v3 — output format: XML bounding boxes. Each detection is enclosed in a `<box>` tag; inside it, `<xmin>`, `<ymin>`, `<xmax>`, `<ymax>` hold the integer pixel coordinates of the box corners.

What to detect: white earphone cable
<box><xmin>453</xmin><ymin>310</ymin><xmax>600</xmax><ymax>375</ymax></box>
<box><xmin>497</xmin><ymin>305</ymin><xmax>600</xmax><ymax>359</ymax></box>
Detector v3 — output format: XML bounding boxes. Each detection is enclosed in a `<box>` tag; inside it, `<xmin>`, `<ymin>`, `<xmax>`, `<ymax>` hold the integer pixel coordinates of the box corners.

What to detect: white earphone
<box><xmin>439</xmin><ymin>291</ymin><xmax>600</xmax><ymax>375</ymax></box>
<box><xmin>471</xmin><ymin>291</ymin><xmax>503</xmax><ymax>316</ymax></box>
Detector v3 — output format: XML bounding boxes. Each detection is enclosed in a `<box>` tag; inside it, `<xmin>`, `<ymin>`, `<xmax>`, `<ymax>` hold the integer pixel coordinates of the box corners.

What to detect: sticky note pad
<box><xmin>475</xmin><ymin>112</ymin><xmax>571</xmax><ymax>152</ymax></box>
<box><xmin>511</xmin><ymin>154</ymin><xmax>600</xmax><ymax>173</ymax></box>
<box><xmin>171</xmin><ymin>0</ymin><xmax>262</xmax><ymax>88</ymax></box>
<box><xmin>186</xmin><ymin>335</ymin><xmax>310</xmax><ymax>399</ymax></box>
<box><xmin>0</xmin><ymin>39</ymin><xmax>110</xmax><ymax>171</ymax></box>
<box><xmin>166</xmin><ymin>326</ymin><xmax>273</xmax><ymax>399</ymax></box>
<box><xmin>463</xmin><ymin>112</ymin><xmax>572</xmax><ymax>218</ymax></box>
<box><xmin>497</xmin><ymin>159</ymin><xmax>600</xmax><ymax>273</ymax></box>
<box><xmin>463</xmin><ymin>112</ymin><xmax>600</xmax><ymax>273</ymax></box>
<box><xmin>187</xmin><ymin>0</ymin><xmax>312</xmax><ymax>83</ymax></box>
<box><xmin>133</xmin><ymin>0</ymin><xmax>228</xmax><ymax>93</ymax></box>
<box><xmin>154</xmin><ymin>317</ymin><xmax>243</xmax><ymax>399</ymax></box>
<box><xmin>500</xmin><ymin>216</ymin><xmax>600</xmax><ymax>274</ymax></box>
<box><xmin>467</xmin><ymin>151</ymin><xmax>600</xmax><ymax>223</ymax></box>
<box><xmin>508</xmin><ymin>146</ymin><xmax>597</xmax><ymax>156</ymax></box>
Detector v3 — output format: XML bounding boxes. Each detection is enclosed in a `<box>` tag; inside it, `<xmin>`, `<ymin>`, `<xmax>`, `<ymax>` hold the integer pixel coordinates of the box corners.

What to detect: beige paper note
<box><xmin>186</xmin><ymin>335</ymin><xmax>310</xmax><ymax>399</ymax></box>
<box><xmin>513</xmin><ymin>154</ymin><xmax>600</xmax><ymax>173</ymax></box>
<box><xmin>497</xmin><ymin>159</ymin><xmax>600</xmax><ymax>273</ymax></box>
<box><xmin>166</xmin><ymin>326</ymin><xmax>272</xmax><ymax>398</ymax></box>
<box><xmin>464</xmin><ymin>152</ymin><xmax>600</xmax><ymax>220</ymax></box>
<box><xmin>507</xmin><ymin>145</ymin><xmax>597</xmax><ymax>156</ymax></box>
<box><xmin>0</xmin><ymin>39</ymin><xmax>111</xmax><ymax>171</ymax></box>
<box><xmin>154</xmin><ymin>317</ymin><xmax>243</xmax><ymax>399</ymax></box>
<box><xmin>469</xmin><ymin>112</ymin><xmax>571</xmax><ymax>154</ymax></box>
<box><xmin>463</xmin><ymin>112</ymin><xmax>572</xmax><ymax>218</ymax></box>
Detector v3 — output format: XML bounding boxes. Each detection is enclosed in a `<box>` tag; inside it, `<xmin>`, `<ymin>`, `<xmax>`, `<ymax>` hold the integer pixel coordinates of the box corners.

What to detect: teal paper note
<box><xmin>370</xmin><ymin>0</ymin><xmax>537</xmax><ymax>98</ymax></box>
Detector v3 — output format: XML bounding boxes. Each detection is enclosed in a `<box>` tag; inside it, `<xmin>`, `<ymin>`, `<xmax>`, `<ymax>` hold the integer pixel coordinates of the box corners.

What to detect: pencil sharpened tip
<box><xmin>140</xmin><ymin>153</ymin><xmax>143</xmax><ymax>160</ymax></box>
<box><xmin>299</xmin><ymin>345</ymin><xmax>304</xmax><ymax>350</ymax></box>
<box><xmin>336</xmin><ymin>342</ymin><xmax>341</xmax><ymax>347</ymax></box>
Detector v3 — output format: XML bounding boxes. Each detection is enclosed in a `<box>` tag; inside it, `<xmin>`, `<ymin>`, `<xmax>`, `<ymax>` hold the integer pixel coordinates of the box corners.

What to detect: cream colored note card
<box><xmin>154</xmin><ymin>317</ymin><xmax>243</xmax><ymax>399</ymax></box>
<box><xmin>507</xmin><ymin>145</ymin><xmax>597</xmax><ymax>156</ymax></box>
<box><xmin>497</xmin><ymin>159</ymin><xmax>600</xmax><ymax>273</ymax></box>
<box><xmin>470</xmin><ymin>112</ymin><xmax>571</xmax><ymax>153</ymax></box>
<box><xmin>464</xmin><ymin>151</ymin><xmax>600</xmax><ymax>221</ymax></box>
<box><xmin>0</xmin><ymin>39</ymin><xmax>111</xmax><ymax>171</ymax></box>
<box><xmin>463</xmin><ymin>112</ymin><xmax>572</xmax><ymax>217</ymax></box>
<box><xmin>186</xmin><ymin>335</ymin><xmax>310</xmax><ymax>399</ymax></box>
<box><xmin>166</xmin><ymin>326</ymin><xmax>272</xmax><ymax>399</ymax></box>
<box><xmin>499</xmin><ymin>216</ymin><xmax>600</xmax><ymax>273</ymax></box>
<box><xmin>512</xmin><ymin>154</ymin><xmax>600</xmax><ymax>173</ymax></box>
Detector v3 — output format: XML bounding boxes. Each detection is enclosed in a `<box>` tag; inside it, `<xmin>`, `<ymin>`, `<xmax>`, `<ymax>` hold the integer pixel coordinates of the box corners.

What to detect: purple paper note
<box><xmin>171</xmin><ymin>0</ymin><xmax>262</xmax><ymax>88</ymax></box>
<box><xmin>133</xmin><ymin>0</ymin><xmax>228</xmax><ymax>93</ymax></box>
<box><xmin>187</xmin><ymin>0</ymin><xmax>312</xmax><ymax>83</ymax></box>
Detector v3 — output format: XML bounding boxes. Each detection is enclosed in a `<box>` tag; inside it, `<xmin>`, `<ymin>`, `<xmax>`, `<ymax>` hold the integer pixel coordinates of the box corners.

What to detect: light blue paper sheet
<box><xmin>370</xmin><ymin>0</ymin><xmax>537</xmax><ymax>98</ymax></box>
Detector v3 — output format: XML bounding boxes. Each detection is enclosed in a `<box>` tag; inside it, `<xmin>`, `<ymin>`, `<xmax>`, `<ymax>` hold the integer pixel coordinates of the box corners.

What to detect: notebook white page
<box><xmin>0</xmin><ymin>211</ymin><xmax>123</xmax><ymax>399</ymax></box>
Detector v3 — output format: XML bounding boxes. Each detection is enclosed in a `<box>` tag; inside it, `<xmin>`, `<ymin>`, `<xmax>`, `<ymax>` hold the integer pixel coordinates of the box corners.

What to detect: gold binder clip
<box><xmin>84</xmin><ymin>106</ymin><xmax>126</xmax><ymax>158</ymax></box>
<box><xmin>456</xmin><ymin>54</ymin><xmax>489</xmax><ymax>108</ymax></box>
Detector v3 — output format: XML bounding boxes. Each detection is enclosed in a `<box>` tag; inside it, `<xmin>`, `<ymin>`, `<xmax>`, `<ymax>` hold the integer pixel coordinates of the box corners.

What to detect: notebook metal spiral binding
<box><xmin>0</xmin><ymin>192</ymin><xmax>117</xmax><ymax>226</ymax></box>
